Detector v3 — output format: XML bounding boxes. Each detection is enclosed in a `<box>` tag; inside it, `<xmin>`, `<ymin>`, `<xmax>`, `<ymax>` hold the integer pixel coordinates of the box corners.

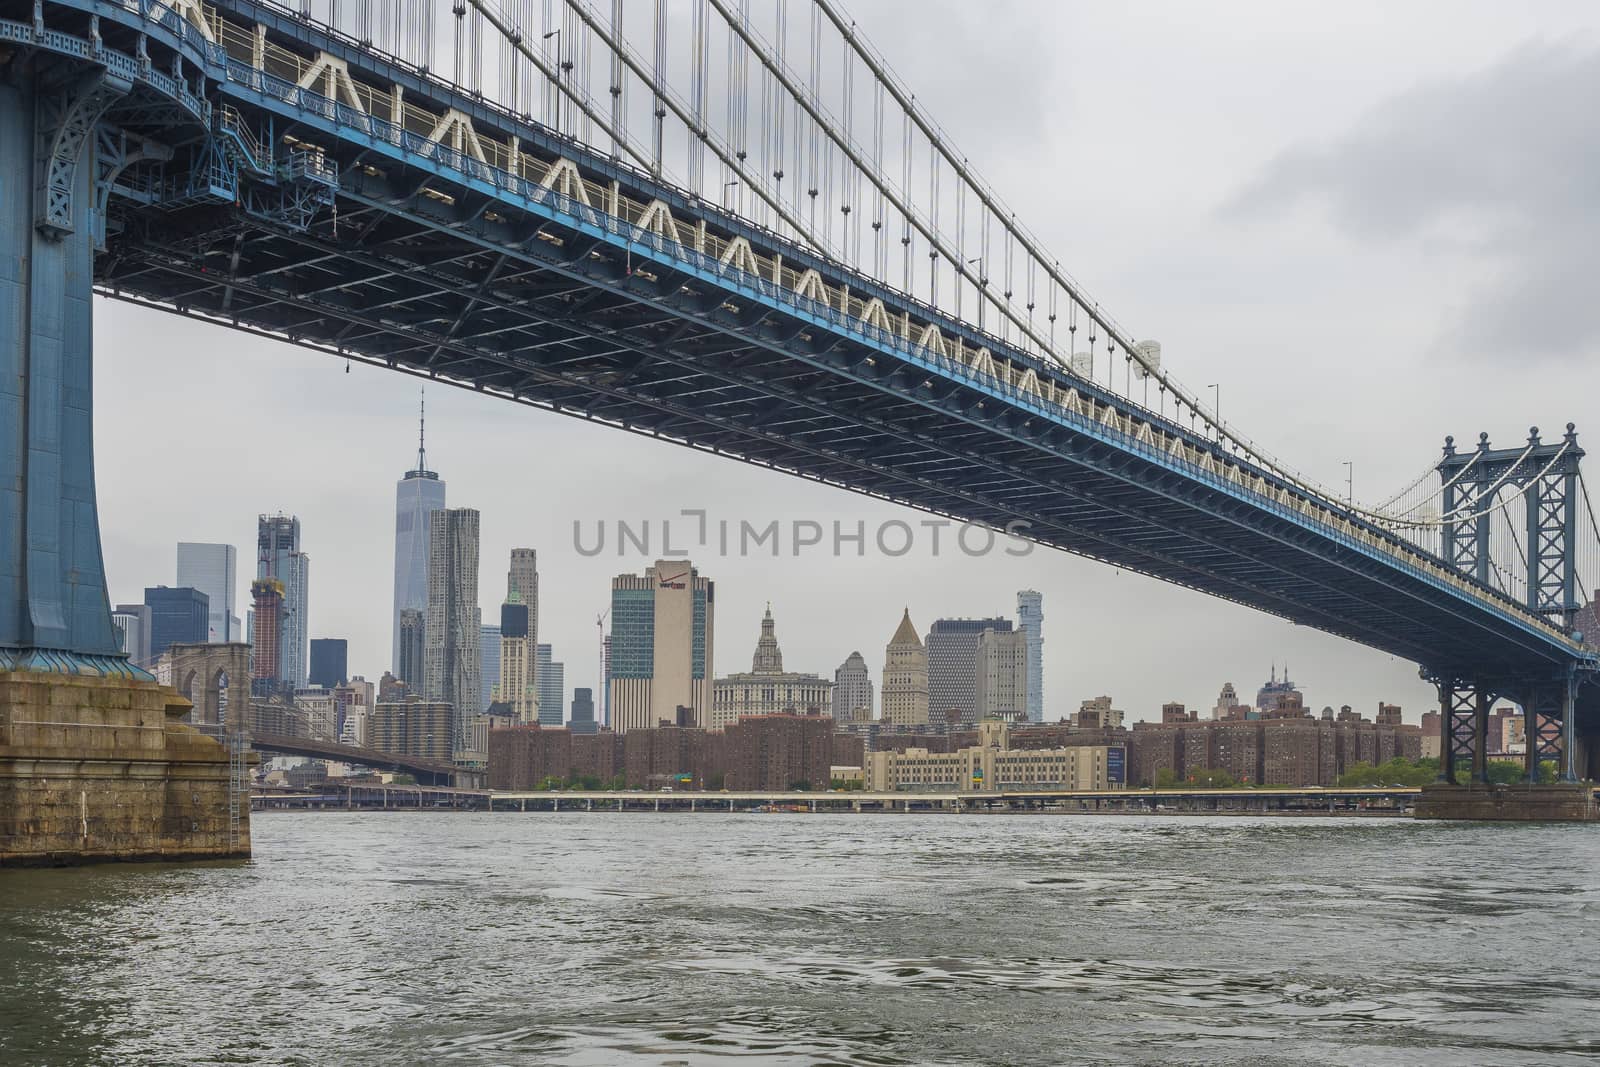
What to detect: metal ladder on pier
<box><xmin>226</xmin><ymin>732</ymin><xmax>248</xmax><ymax>852</ymax></box>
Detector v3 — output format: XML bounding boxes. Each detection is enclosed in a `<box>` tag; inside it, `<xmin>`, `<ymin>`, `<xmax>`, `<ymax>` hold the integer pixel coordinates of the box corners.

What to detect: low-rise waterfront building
<box><xmin>865</xmin><ymin>720</ymin><xmax>1122</xmax><ymax>792</ymax></box>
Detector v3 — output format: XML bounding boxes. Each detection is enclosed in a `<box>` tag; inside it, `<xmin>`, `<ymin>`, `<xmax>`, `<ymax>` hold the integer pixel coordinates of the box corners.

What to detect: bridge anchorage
<box><xmin>3</xmin><ymin>0</ymin><xmax>1599</xmax><ymax>838</ymax></box>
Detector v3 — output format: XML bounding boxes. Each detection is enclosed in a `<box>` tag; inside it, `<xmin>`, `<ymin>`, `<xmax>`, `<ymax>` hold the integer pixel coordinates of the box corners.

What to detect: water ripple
<box><xmin>1</xmin><ymin>812</ymin><xmax>1598</xmax><ymax>1066</ymax></box>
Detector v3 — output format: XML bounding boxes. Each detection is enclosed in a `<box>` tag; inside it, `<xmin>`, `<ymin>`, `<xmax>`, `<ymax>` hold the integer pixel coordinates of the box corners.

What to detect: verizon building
<box><xmin>608</xmin><ymin>559</ymin><xmax>715</xmax><ymax>733</ymax></box>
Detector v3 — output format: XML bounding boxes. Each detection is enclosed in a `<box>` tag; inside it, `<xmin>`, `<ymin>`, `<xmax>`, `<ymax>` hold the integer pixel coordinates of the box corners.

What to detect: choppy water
<box><xmin>2</xmin><ymin>812</ymin><xmax>1599</xmax><ymax>1066</ymax></box>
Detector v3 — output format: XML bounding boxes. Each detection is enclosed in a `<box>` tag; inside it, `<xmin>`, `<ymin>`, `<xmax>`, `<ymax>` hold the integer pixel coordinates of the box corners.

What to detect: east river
<box><xmin>2</xmin><ymin>812</ymin><xmax>1598</xmax><ymax>1066</ymax></box>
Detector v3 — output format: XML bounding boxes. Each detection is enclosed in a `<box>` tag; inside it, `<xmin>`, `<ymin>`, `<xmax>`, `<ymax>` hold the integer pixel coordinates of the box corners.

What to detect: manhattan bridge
<box><xmin>4</xmin><ymin>0</ymin><xmax>1600</xmax><ymax>784</ymax></box>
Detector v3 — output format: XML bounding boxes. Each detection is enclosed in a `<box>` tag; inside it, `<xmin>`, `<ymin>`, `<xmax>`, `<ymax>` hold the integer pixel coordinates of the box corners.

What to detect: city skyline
<box><xmin>111</xmin><ymin>502</ymin><xmax>1440</xmax><ymax>726</ymax></box>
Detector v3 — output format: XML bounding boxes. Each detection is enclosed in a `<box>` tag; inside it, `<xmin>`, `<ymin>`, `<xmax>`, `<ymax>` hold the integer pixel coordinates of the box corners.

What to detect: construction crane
<box><xmin>596</xmin><ymin>607</ymin><xmax>610</xmax><ymax>729</ymax></box>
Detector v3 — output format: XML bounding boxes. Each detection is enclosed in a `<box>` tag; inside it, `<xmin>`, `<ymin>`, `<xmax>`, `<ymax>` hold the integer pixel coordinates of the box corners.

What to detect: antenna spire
<box><xmin>417</xmin><ymin>388</ymin><xmax>429</xmax><ymax>472</ymax></box>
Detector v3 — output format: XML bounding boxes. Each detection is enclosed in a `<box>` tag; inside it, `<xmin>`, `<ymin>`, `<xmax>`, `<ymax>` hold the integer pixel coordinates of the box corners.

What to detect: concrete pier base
<box><xmin>0</xmin><ymin>671</ymin><xmax>251</xmax><ymax>865</ymax></box>
<box><xmin>1414</xmin><ymin>783</ymin><xmax>1599</xmax><ymax>823</ymax></box>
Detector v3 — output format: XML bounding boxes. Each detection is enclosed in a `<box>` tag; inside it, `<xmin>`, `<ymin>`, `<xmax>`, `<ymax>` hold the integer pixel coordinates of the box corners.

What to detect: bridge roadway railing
<box><xmin>33</xmin><ymin>0</ymin><xmax>1593</xmax><ymax>661</ymax></box>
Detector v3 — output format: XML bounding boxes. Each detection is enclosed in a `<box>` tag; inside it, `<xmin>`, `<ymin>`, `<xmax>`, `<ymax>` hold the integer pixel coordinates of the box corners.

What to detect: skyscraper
<box><xmin>479</xmin><ymin>620</ymin><xmax>501</xmax><ymax>714</ymax></box>
<box><xmin>496</xmin><ymin>593</ymin><xmax>537</xmax><ymax>723</ymax></box>
<box><xmin>257</xmin><ymin>514</ymin><xmax>309</xmax><ymax>688</ymax></box>
<box><xmin>1016</xmin><ymin>590</ymin><xmax>1044</xmax><ymax>723</ymax></box>
<box><xmin>608</xmin><ymin>559</ymin><xmax>715</xmax><ymax>732</ymax></box>
<box><xmin>507</xmin><ymin>547</ymin><xmax>538</xmax><ymax>651</ymax></box>
<box><xmin>392</xmin><ymin>394</ymin><xmax>446</xmax><ymax>674</ymax></box>
<box><xmin>143</xmin><ymin>586</ymin><xmax>209</xmax><ymax>660</ymax></box>
<box><xmin>881</xmin><ymin>609</ymin><xmax>929</xmax><ymax>727</ymax></box>
<box><xmin>309</xmin><ymin>638</ymin><xmax>348</xmax><ymax>688</ymax></box>
<box><xmin>832</xmin><ymin>650</ymin><xmax>874</xmax><ymax>721</ymax></box>
<box><xmin>112</xmin><ymin>603</ymin><xmax>151</xmax><ymax>666</ymax></box>
<box><xmin>536</xmin><ymin>643</ymin><xmax>565</xmax><ymax>727</ymax></box>
<box><xmin>396</xmin><ymin>608</ymin><xmax>425</xmax><ymax>688</ymax></box>
<box><xmin>249</xmin><ymin>578</ymin><xmax>284</xmax><ymax>695</ymax></box>
<box><xmin>569</xmin><ymin>687</ymin><xmax>597</xmax><ymax>735</ymax></box>
<box><xmin>177</xmin><ymin>542</ymin><xmax>239</xmax><ymax>642</ymax></box>
<box><xmin>926</xmin><ymin>617</ymin><xmax>1012</xmax><ymax>727</ymax></box>
<box><xmin>975</xmin><ymin>627</ymin><xmax>1029</xmax><ymax>722</ymax></box>
<box><xmin>423</xmin><ymin>506</ymin><xmax>480</xmax><ymax>752</ymax></box>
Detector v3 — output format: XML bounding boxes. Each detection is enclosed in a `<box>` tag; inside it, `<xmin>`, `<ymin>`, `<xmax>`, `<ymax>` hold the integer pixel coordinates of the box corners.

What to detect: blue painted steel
<box><xmin>0</xmin><ymin>72</ymin><xmax>135</xmax><ymax>672</ymax></box>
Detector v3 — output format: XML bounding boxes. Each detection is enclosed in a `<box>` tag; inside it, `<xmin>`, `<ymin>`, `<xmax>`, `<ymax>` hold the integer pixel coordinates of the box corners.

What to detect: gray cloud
<box><xmin>1224</xmin><ymin>39</ymin><xmax>1600</xmax><ymax>360</ymax></box>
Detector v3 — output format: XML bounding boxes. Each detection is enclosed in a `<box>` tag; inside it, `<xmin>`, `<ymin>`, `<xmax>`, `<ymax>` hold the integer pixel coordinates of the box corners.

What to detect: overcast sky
<box><xmin>93</xmin><ymin>1</ymin><xmax>1600</xmax><ymax>724</ymax></box>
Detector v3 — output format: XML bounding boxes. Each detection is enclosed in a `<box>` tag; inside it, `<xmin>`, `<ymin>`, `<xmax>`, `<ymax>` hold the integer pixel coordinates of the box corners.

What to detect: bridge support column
<box><xmin>1523</xmin><ymin>688</ymin><xmax>1540</xmax><ymax>784</ymax></box>
<box><xmin>0</xmin><ymin>69</ymin><xmax>137</xmax><ymax>674</ymax></box>
<box><xmin>1435</xmin><ymin>684</ymin><xmax>1455</xmax><ymax>783</ymax></box>
<box><xmin>1561</xmin><ymin>674</ymin><xmax>1578</xmax><ymax>782</ymax></box>
<box><xmin>1472</xmin><ymin>689</ymin><xmax>1490</xmax><ymax>785</ymax></box>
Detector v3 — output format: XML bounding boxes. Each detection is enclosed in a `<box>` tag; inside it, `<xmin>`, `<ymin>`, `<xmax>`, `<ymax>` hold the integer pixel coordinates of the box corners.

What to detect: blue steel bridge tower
<box><xmin>0</xmin><ymin>29</ymin><xmax>143</xmax><ymax>674</ymax></box>
<box><xmin>1430</xmin><ymin>426</ymin><xmax>1592</xmax><ymax>785</ymax></box>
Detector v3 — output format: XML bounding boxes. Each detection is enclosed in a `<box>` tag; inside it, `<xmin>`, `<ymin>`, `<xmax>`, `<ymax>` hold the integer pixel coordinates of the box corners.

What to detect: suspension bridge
<box><xmin>4</xmin><ymin>0</ymin><xmax>1600</xmax><ymax>798</ymax></box>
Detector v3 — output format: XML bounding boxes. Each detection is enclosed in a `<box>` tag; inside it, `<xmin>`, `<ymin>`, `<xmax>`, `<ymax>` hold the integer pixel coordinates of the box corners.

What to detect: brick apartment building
<box><xmin>489</xmin><ymin>712</ymin><xmax>864</xmax><ymax>791</ymax></box>
<box><xmin>1130</xmin><ymin>712</ymin><xmax>1422</xmax><ymax>787</ymax></box>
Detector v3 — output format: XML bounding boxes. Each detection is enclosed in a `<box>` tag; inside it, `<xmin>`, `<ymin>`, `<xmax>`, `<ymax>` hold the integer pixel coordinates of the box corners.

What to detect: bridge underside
<box><xmin>100</xmin><ymin>183</ymin><xmax>1572</xmax><ymax>682</ymax></box>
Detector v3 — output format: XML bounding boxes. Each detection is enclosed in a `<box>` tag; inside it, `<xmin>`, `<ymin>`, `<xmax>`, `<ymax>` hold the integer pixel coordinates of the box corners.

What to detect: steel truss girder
<box><xmin>35</xmin><ymin>66</ymin><xmax>132</xmax><ymax>238</ymax></box>
<box><xmin>108</xmin><ymin>201</ymin><xmax>1554</xmax><ymax>674</ymax></box>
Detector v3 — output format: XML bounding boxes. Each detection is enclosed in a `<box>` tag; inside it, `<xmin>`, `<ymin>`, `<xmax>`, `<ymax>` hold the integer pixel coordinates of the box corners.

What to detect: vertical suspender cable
<box><xmin>580</xmin><ymin>14</ymin><xmax>593</xmax><ymax>144</ymax></box>
<box><xmin>929</xmin><ymin>149</ymin><xmax>939</xmax><ymax>308</ymax></box>
<box><xmin>542</xmin><ymin>0</ymin><xmax>555</xmax><ymax>127</ymax></box>
<box><xmin>723</xmin><ymin>8</ymin><xmax>737</xmax><ymax>208</ymax></box>
<box><xmin>954</xmin><ymin>184</ymin><xmax>964</xmax><ymax>319</ymax></box>
<box><xmin>423</xmin><ymin>0</ymin><xmax>435</xmax><ymax>75</ymax></box>
<box><xmin>689</xmin><ymin>0</ymin><xmax>705</xmax><ymax>189</ymax></box>
<box><xmin>773</xmin><ymin>0</ymin><xmax>787</xmax><ymax>235</ymax></box>
<box><xmin>1003</xmin><ymin>222</ymin><xmax>1013</xmax><ymax>346</ymax></box>
<box><xmin>757</xmin><ymin>12</ymin><xmax>771</xmax><ymax>227</ymax></box>
<box><xmin>567</xmin><ymin>14</ymin><xmax>578</xmax><ymax>141</ymax></box>
<box><xmin>610</xmin><ymin>0</ymin><xmax>625</xmax><ymax>159</ymax></box>
<box><xmin>472</xmin><ymin>4</ymin><xmax>484</xmax><ymax>95</ymax></box>
<box><xmin>807</xmin><ymin>2</ymin><xmax>820</xmax><ymax>237</ymax></box>
<box><xmin>452</xmin><ymin>3</ymin><xmax>465</xmax><ymax>87</ymax></box>
<box><xmin>822</xmin><ymin>132</ymin><xmax>834</xmax><ymax>253</ymax></box>
<box><xmin>872</xmin><ymin>76</ymin><xmax>884</xmax><ymax>281</ymax></box>
<box><xmin>652</xmin><ymin>0</ymin><xmax>666</xmax><ymax>175</ymax></box>
<box><xmin>900</xmin><ymin>108</ymin><xmax>911</xmax><ymax>291</ymax></box>
<box><xmin>972</xmin><ymin>206</ymin><xmax>985</xmax><ymax>329</ymax></box>
<box><xmin>840</xmin><ymin>26</ymin><xmax>854</xmax><ymax>267</ymax></box>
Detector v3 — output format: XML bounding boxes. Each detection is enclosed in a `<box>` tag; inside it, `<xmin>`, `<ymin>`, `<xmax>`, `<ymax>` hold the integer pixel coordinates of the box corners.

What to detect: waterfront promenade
<box><xmin>254</xmin><ymin>784</ymin><xmax>1425</xmax><ymax>816</ymax></box>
